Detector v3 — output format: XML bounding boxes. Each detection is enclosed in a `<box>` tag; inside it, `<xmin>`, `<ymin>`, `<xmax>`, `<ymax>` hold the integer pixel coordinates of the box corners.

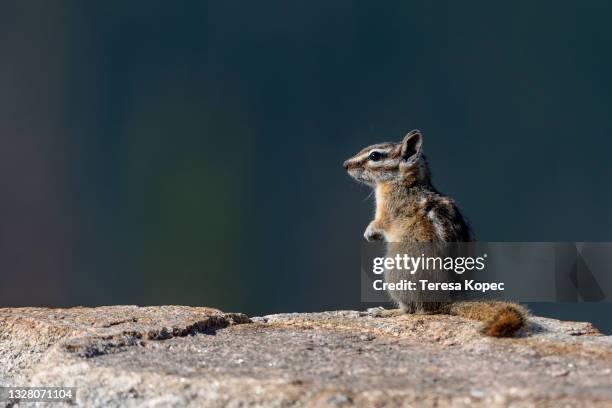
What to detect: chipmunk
<box><xmin>343</xmin><ymin>130</ymin><xmax>527</xmax><ymax>337</ymax></box>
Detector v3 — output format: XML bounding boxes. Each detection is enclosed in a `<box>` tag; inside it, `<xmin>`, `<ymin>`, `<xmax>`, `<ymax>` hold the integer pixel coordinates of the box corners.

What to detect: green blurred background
<box><xmin>1</xmin><ymin>1</ymin><xmax>611</xmax><ymax>333</ymax></box>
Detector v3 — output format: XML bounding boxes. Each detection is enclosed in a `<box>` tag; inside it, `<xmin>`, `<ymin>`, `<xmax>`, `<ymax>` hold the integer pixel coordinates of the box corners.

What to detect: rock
<box><xmin>1</xmin><ymin>306</ymin><xmax>611</xmax><ymax>407</ymax></box>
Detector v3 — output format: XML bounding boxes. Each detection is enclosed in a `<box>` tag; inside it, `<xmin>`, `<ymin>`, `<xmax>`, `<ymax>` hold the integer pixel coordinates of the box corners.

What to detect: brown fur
<box><xmin>447</xmin><ymin>301</ymin><xmax>528</xmax><ymax>337</ymax></box>
<box><xmin>344</xmin><ymin>130</ymin><xmax>528</xmax><ymax>337</ymax></box>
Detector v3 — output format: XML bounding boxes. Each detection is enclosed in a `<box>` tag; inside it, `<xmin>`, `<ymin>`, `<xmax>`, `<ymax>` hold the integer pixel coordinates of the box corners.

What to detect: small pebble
<box><xmin>549</xmin><ymin>369</ymin><xmax>570</xmax><ymax>377</ymax></box>
<box><xmin>366</xmin><ymin>307</ymin><xmax>385</xmax><ymax>317</ymax></box>
<box><xmin>327</xmin><ymin>394</ymin><xmax>353</xmax><ymax>406</ymax></box>
<box><xmin>470</xmin><ymin>389</ymin><xmax>485</xmax><ymax>398</ymax></box>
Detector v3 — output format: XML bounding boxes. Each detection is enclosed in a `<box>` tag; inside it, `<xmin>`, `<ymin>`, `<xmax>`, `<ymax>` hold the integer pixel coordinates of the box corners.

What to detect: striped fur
<box><xmin>343</xmin><ymin>130</ymin><xmax>472</xmax><ymax>243</ymax></box>
<box><xmin>344</xmin><ymin>130</ymin><xmax>527</xmax><ymax>337</ymax></box>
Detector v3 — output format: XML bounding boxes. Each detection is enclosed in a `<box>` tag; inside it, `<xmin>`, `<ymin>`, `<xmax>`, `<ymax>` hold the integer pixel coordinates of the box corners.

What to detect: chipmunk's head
<box><xmin>343</xmin><ymin>130</ymin><xmax>430</xmax><ymax>187</ymax></box>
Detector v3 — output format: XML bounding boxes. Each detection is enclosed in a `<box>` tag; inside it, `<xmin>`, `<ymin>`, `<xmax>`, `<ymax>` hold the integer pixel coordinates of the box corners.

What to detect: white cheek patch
<box><xmin>377</xmin><ymin>172</ymin><xmax>397</xmax><ymax>182</ymax></box>
<box><xmin>367</xmin><ymin>158</ymin><xmax>400</xmax><ymax>168</ymax></box>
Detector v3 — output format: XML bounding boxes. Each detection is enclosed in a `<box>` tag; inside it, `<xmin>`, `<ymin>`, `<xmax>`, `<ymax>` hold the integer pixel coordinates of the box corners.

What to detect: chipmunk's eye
<box><xmin>368</xmin><ymin>151</ymin><xmax>384</xmax><ymax>161</ymax></box>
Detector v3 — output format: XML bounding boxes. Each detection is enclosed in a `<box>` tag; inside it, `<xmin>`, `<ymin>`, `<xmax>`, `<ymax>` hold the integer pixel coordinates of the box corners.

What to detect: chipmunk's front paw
<box><xmin>364</xmin><ymin>223</ymin><xmax>384</xmax><ymax>242</ymax></box>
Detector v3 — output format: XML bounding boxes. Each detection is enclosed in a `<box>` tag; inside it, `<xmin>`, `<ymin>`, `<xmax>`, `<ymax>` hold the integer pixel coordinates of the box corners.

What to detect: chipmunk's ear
<box><xmin>400</xmin><ymin>130</ymin><xmax>422</xmax><ymax>160</ymax></box>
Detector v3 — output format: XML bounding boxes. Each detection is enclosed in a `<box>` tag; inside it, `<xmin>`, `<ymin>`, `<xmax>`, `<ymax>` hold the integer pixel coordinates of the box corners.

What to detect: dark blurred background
<box><xmin>1</xmin><ymin>1</ymin><xmax>611</xmax><ymax>333</ymax></box>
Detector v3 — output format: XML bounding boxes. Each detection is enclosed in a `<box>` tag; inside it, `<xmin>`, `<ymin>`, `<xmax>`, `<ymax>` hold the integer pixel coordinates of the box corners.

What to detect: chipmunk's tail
<box><xmin>447</xmin><ymin>301</ymin><xmax>528</xmax><ymax>337</ymax></box>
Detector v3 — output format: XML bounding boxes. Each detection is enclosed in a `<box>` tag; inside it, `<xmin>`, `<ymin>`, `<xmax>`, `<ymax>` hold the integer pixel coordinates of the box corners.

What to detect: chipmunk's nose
<box><xmin>343</xmin><ymin>160</ymin><xmax>350</xmax><ymax>170</ymax></box>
